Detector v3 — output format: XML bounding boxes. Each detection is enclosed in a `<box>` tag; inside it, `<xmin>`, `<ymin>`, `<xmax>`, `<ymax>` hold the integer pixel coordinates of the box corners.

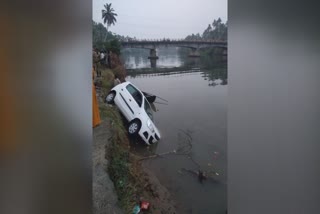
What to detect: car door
<box><xmin>116</xmin><ymin>84</ymin><xmax>132</xmax><ymax>120</ymax></box>
<box><xmin>122</xmin><ymin>83</ymin><xmax>143</xmax><ymax>121</ymax></box>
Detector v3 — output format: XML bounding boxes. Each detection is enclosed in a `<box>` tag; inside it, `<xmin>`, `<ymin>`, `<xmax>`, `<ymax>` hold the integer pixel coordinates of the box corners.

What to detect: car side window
<box><xmin>126</xmin><ymin>84</ymin><xmax>143</xmax><ymax>107</ymax></box>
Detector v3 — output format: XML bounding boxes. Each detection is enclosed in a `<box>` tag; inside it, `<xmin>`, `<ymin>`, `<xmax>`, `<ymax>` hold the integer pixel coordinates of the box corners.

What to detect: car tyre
<box><xmin>105</xmin><ymin>91</ymin><xmax>116</xmax><ymax>104</ymax></box>
<box><xmin>128</xmin><ymin>119</ymin><xmax>141</xmax><ymax>135</ymax></box>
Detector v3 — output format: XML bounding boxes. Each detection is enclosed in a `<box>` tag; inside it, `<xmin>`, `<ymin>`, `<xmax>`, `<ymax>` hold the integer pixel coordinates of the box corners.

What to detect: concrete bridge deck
<box><xmin>121</xmin><ymin>39</ymin><xmax>227</xmax><ymax>49</ymax></box>
<box><xmin>120</xmin><ymin>39</ymin><xmax>228</xmax><ymax>61</ymax></box>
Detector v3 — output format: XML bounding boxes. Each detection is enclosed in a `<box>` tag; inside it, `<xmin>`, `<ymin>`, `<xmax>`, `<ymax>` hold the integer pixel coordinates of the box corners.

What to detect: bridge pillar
<box><xmin>222</xmin><ymin>49</ymin><xmax>227</xmax><ymax>56</ymax></box>
<box><xmin>148</xmin><ymin>49</ymin><xmax>159</xmax><ymax>60</ymax></box>
<box><xmin>188</xmin><ymin>48</ymin><xmax>200</xmax><ymax>57</ymax></box>
<box><xmin>150</xmin><ymin>59</ymin><xmax>157</xmax><ymax>68</ymax></box>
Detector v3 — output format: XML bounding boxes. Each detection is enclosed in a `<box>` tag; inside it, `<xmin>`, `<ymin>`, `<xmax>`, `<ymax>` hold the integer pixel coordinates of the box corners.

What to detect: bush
<box><xmin>113</xmin><ymin>65</ymin><xmax>127</xmax><ymax>82</ymax></box>
<box><xmin>105</xmin><ymin>39</ymin><xmax>121</xmax><ymax>55</ymax></box>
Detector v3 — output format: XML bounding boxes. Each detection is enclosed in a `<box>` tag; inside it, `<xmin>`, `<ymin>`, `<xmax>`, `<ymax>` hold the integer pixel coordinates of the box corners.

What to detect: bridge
<box><xmin>120</xmin><ymin>39</ymin><xmax>227</xmax><ymax>58</ymax></box>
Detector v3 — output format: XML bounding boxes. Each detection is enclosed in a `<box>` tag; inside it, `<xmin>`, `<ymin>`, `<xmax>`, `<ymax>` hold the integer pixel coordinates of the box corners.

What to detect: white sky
<box><xmin>92</xmin><ymin>0</ymin><xmax>227</xmax><ymax>39</ymax></box>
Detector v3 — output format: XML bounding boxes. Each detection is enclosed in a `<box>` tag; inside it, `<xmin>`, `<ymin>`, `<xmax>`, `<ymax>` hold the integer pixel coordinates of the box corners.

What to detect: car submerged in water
<box><xmin>105</xmin><ymin>81</ymin><xmax>161</xmax><ymax>145</ymax></box>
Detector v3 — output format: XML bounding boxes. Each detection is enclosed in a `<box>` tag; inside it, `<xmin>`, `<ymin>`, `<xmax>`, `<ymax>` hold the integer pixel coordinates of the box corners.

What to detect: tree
<box><xmin>185</xmin><ymin>18</ymin><xmax>227</xmax><ymax>41</ymax></box>
<box><xmin>202</xmin><ymin>24</ymin><xmax>212</xmax><ymax>39</ymax></box>
<box><xmin>93</xmin><ymin>20</ymin><xmax>115</xmax><ymax>49</ymax></box>
<box><xmin>102</xmin><ymin>3</ymin><xmax>117</xmax><ymax>31</ymax></box>
<box><xmin>105</xmin><ymin>39</ymin><xmax>121</xmax><ymax>55</ymax></box>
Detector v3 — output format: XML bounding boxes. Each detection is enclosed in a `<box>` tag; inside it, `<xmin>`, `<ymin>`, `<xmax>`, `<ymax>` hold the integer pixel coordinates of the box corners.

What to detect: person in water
<box><xmin>198</xmin><ymin>170</ymin><xmax>207</xmax><ymax>183</ymax></box>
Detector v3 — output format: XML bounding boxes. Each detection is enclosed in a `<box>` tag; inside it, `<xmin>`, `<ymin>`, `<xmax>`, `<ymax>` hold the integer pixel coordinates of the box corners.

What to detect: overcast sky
<box><xmin>92</xmin><ymin>0</ymin><xmax>227</xmax><ymax>39</ymax></box>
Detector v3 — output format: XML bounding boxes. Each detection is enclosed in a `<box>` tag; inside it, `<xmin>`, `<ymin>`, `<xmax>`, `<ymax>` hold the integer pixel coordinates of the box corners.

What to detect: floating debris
<box><xmin>140</xmin><ymin>201</ymin><xmax>150</xmax><ymax>210</ymax></box>
<box><xmin>132</xmin><ymin>205</ymin><xmax>140</xmax><ymax>214</ymax></box>
<box><xmin>198</xmin><ymin>170</ymin><xmax>207</xmax><ymax>183</ymax></box>
<box><xmin>180</xmin><ymin>168</ymin><xmax>220</xmax><ymax>183</ymax></box>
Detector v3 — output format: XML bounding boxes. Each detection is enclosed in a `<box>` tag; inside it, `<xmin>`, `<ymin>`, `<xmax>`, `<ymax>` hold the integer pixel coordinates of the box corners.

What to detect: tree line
<box><xmin>93</xmin><ymin>3</ymin><xmax>130</xmax><ymax>54</ymax></box>
<box><xmin>93</xmin><ymin>3</ymin><xmax>227</xmax><ymax>56</ymax></box>
<box><xmin>92</xmin><ymin>20</ymin><xmax>131</xmax><ymax>54</ymax></box>
<box><xmin>185</xmin><ymin>18</ymin><xmax>227</xmax><ymax>41</ymax></box>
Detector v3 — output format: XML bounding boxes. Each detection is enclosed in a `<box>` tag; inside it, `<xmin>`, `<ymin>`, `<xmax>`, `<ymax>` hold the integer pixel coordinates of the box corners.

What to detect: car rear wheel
<box><xmin>106</xmin><ymin>91</ymin><xmax>115</xmax><ymax>104</ymax></box>
<box><xmin>128</xmin><ymin>119</ymin><xmax>141</xmax><ymax>135</ymax></box>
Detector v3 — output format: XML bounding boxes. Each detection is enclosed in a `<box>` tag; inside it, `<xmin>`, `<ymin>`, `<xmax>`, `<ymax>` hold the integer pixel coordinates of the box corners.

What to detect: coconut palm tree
<box><xmin>102</xmin><ymin>3</ymin><xmax>117</xmax><ymax>32</ymax></box>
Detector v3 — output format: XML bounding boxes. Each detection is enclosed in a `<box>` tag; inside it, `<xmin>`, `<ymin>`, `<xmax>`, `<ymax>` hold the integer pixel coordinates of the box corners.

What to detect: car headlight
<box><xmin>147</xmin><ymin>119</ymin><xmax>155</xmax><ymax>132</ymax></box>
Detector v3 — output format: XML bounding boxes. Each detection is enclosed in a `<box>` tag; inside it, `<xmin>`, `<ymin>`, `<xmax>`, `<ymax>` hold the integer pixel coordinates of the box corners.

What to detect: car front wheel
<box><xmin>128</xmin><ymin>120</ymin><xmax>141</xmax><ymax>135</ymax></box>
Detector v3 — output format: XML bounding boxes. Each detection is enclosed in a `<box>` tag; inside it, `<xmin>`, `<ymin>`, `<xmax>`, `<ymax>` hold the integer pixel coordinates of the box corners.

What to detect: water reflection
<box><xmin>201</xmin><ymin>67</ymin><xmax>228</xmax><ymax>86</ymax></box>
<box><xmin>150</xmin><ymin>58</ymin><xmax>157</xmax><ymax>68</ymax></box>
<box><xmin>183</xmin><ymin>57</ymin><xmax>200</xmax><ymax>68</ymax></box>
<box><xmin>126</xmin><ymin>68</ymin><xmax>227</xmax><ymax>87</ymax></box>
<box><xmin>121</xmin><ymin>47</ymin><xmax>227</xmax><ymax>85</ymax></box>
<box><xmin>121</xmin><ymin>47</ymin><xmax>184</xmax><ymax>69</ymax></box>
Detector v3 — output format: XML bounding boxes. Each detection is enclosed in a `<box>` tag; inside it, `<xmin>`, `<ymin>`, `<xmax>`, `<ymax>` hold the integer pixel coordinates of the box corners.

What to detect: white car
<box><xmin>105</xmin><ymin>81</ymin><xmax>161</xmax><ymax>145</ymax></box>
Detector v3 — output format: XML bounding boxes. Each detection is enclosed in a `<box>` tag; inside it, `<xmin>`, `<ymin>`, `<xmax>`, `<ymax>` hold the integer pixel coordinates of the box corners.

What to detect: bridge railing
<box><xmin>120</xmin><ymin>39</ymin><xmax>227</xmax><ymax>44</ymax></box>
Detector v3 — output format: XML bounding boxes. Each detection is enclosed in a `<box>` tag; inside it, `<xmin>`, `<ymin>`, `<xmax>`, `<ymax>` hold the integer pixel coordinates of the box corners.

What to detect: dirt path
<box><xmin>93</xmin><ymin>119</ymin><xmax>124</xmax><ymax>214</ymax></box>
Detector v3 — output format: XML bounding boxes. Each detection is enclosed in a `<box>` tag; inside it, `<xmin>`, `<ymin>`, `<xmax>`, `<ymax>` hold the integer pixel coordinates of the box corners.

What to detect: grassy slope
<box><xmin>97</xmin><ymin>68</ymin><xmax>176</xmax><ymax>214</ymax></box>
<box><xmin>98</xmin><ymin>69</ymin><xmax>142</xmax><ymax>213</ymax></box>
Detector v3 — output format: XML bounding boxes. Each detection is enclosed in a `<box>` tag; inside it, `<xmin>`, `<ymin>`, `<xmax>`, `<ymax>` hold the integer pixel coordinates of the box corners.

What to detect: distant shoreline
<box><xmin>125</xmin><ymin>65</ymin><xmax>227</xmax><ymax>75</ymax></box>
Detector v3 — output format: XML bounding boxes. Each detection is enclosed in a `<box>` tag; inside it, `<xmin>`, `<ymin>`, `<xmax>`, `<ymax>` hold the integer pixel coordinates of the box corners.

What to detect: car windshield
<box><xmin>144</xmin><ymin>98</ymin><xmax>154</xmax><ymax>121</ymax></box>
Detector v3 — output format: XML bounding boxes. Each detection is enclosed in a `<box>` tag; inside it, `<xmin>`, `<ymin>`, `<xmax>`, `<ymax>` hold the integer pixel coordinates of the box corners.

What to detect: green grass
<box><xmin>99</xmin><ymin>68</ymin><xmax>114</xmax><ymax>96</ymax></box>
<box><xmin>103</xmin><ymin>106</ymin><xmax>141</xmax><ymax>213</ymax></box>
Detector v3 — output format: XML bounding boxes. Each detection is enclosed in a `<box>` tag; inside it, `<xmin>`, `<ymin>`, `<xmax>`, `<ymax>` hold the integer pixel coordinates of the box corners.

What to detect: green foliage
<box><xmin>93</xmin><ymin>20</ymin><xmax>131</xmax><ymax>54</ymax></box>
<box><xmin>102</xmin><ymin>3</ymin><xmax>117</xmax><ymax>28</ymax></box>
<box><xmin>100</xmin><ymin>105</ymin><xmax>137</xmax><ymax>212</ymax></box>
<box><xmin>109</xmin><ymin>156</ymin><xmax>136</xmax><ymax>211</ymax></box>
<box><xmin>202</xmin><ymin>18</ymin><xmax>227</xmax><ymax>40</ymax></box>
<box><xmin>99</xmin><ymin>69</ymin><xmax>115</xmax><ymax>97</ymax></box>
<box><xmin>185</xmin><ymin>33</ymin><xmax>202</xmax><ymax>40</ymax></box>
<box><xmin>93</xmin><ymin>20</ymin><xmax>116</xmax><ymax>49</ymax></box>
<box><xmin>92</xmin><ymin>3</ymin><xmax>132</xmax><ymax>52</ymax></box>
<box><xmin>105</xmin><ymin>39</ymin><xmax>121</xmax><ymax>55</ymax></box>
<box><xmin>181</xmin><ymin>18</ymin><xmax>228</xmax><ymax>58</ymax></box>
<box><xmin>98</xmin><ymin>68</ymin><xmax>141</xmax><ymax>213</ymax></box>
<box><xmin>185</xmin><ymin>18</ymin><xmax>228</xmax><ymax>41</ymax></box>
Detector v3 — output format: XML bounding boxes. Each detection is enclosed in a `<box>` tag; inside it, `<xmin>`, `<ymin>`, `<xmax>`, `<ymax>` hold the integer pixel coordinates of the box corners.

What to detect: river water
<box><xmin>121</xmin><ymin>47</ymin><xmax>227</xmax><ymax>214</ymax></box>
